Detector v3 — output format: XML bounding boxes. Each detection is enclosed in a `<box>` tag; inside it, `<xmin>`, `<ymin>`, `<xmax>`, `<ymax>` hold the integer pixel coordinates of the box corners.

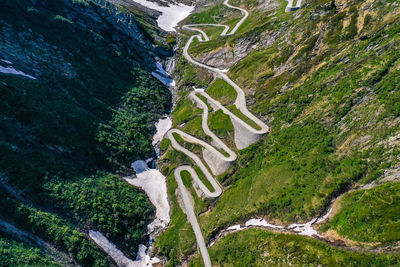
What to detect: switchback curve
<box><xmin>167</xmin><ymin>1</ymin><xmax>300</xmax><ymax>266</ymax></box>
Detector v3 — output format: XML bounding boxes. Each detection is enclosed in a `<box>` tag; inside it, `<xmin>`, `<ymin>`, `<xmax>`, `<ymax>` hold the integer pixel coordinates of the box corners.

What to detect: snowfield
<box><xmin>126</xmin><ymin>160</ymin><xmax>170</xmax><ymax>233</ymax></box>
<box><xmin>152</xmin><ymin>62</ymin><xmax>175</xmax><ymax>87</ymax></box>
<box><xmin>129</xmin><ymin>0</ymin><xmax>193</xmax><ymax>32</ymax></box>
<box><xmin>89</xmin><ymin>231</ymin><xmax>135</xmax><ymax>267</ymax></box>
<box><xmin>89</xmin><ymin>231</ymin><xmax>161</xmax><ymax>267</ymax></box>
<box><xmin>152</xmin><ymin>117</ymin><xmax>172</xmax><ymax>146</ymax></box>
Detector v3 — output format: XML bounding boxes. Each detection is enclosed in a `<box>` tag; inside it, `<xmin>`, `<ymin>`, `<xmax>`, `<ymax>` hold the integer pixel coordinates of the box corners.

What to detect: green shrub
<box><xmin>0</xmin><ymin>235</ymin><xmax>60</xmax><ymax>266</ymax></box>
<box><xmin>45</xmin><ymin>174</ymin><xmax>154</xmax><ymax>258</ymax></box>
<box><xmin>0</xmin><ymin>190</ymin><xmax>112</xmax><ymax>266</ymax></box>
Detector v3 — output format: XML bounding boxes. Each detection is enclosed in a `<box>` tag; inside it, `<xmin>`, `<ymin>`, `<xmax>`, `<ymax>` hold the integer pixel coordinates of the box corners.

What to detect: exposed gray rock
<box><xmin>92</xmin><ymin>0</ymin><xmax>170</xmax><ymax>58</ymax></box>
<box><xmin>233</xmin><ymin>38</ymin><xmax>257</xmax><ymax>59</ymax></box>
<box><xmin>0</xmin><ymin>0</ymin><xmax>172</xmax><ymax>84</ymax></box>
<box><xmin>199</xmin><ymin>47</ymin><xmax>235</xmax><ymax>69</ymax></box>
<box><xmin>260</xmin><ymin>25</ymin><xmax>287</xmax><ymax>48</ymax></box>
<box><xmin>380</xmin><ymin>166</ymin><xmax>400</xmax><ymax>183</ymax></box>
<box><xmin>0</xmin><ymin>22</ymin><xmax>76</xmax><ymax>80</ymax></box>
<box><xmin>363</xmin><ymin>2</ymin><xmax>372</xmax><ymax>10</ymax></box>
<box><xmin>197</xmin><ymin>35</ymin><xmax>260</xmax><ymax>69</ymax></box>
<box><xmin>309</xmin><ymin>1</ymin><xmax>336</xmax><ymax>20</ymax></box>
<box><xmin>258</xmin><ymin>0</ymin><xmax>279</xmax><ymax>11</ymax></box>
<box><xmin>311</xmin><ymin>23</ymin><xmax>328</xmax><ymax>58</ymax></box>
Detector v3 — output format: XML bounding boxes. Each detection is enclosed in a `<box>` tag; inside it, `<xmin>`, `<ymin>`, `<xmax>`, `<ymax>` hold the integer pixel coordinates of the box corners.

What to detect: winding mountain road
<box><xmin>168</xmin><ymin>1</ymin><xmax>300</xmax><ymax>266</ymax></box>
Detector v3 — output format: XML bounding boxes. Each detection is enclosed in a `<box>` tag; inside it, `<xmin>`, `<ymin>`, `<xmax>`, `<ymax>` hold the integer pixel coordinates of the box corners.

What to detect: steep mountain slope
<box><xmin>0</xmin><ymin>233</ymin><xmax>60</xmax><ymax>266</ymax></box>
<box><xmin>0</xmin><ymin>0</ymin><xmax>171</xmax><ymax>265</ymax></box>
<box><xmin>156</xmin><ymin>0</ymin><xmax>400</xmax><ymax>265</ymax></box>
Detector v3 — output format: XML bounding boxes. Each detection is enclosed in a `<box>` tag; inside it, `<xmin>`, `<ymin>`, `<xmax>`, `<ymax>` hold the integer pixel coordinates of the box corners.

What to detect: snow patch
<box><xmin>1</xmin><ymin>59</ymin><xmax>13</xmax><ymax>65</ymax></box>
<box><xmin>118</xmin><ymin>112</ymin><xmax>172</xmax><ymax>266</ymax></box>
<box><xmin>97</xmin><ymin>116</ymin><xmax>172</xmax><ymax>266</ymax></box>
<box><xmin>0</xmin><ymin>65</ymin><xmax>36</xmax><ymax>80</ymax></box>
<box><xmin>132</xmin><ymin>244</ymin><xmax>161</xmax><ymax>267</ymax></box>
<box><xmin>152</xmin><ymin>62</ymin><xmax>175</xmax><ymax>87</ymax></box>
<box><xmin>288</xmin><ymin>218</ymin><xmax>321</xmax><ymax>237</ymax></box>
<box><xmin>126</xmin><ymin>160</ymin><xmax>170</xmax><ymax>234</ymax></box>
<box><xmin>89</xmin><ymin>231</ymin><xmax>160</xmax><ymax>267</ymax></box>
<box><xmin>226</xmin><ymin>224</ymin><xmax>241</xmax><ymax>231</ymax></box>
<box><xmin>129</xmin><ymin>0</ymin><xmax>194</xmax><ymax>32</ymax></box>
<box><xmin>316</xmin><ymin>207</ymin><xmax>333</xmax><ymax>224</ymax></box>
<box><xmin>245</xmin><ymin>218</ymin><xmax>283</xmax><ymax>229</ymax></box>
<box><xmin>89</xmin><ymin>231</ymin><xmax>135</xmax><ymax>266</ymax></box>
<box><xmin>152</xmin><ymin>117</ymin><xmax>172</xmax><ymax>148</ymax></box>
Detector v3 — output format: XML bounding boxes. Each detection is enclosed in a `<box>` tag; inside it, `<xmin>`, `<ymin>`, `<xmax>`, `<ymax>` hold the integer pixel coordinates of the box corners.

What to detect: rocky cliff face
<box><xmin>196</xmin><ymin>35</ymin><xmax>260</xmax><ymax>69</ymax></box>
<box><xmin>0</xmin><ymin>0</ymin><xmax>170</xmax><ymax>80</ymax></box>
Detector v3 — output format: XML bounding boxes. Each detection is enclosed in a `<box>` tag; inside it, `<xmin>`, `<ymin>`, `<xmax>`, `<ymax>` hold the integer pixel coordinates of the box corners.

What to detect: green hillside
<box><xmin>2</xmin><ymin>0</ymin><xmax>399</xmax><ymax>265</ymax></box>
<box><xmin>157</xmin><ymin>0</ymin><xmax>400</xmax><ymax>265</ymax></box>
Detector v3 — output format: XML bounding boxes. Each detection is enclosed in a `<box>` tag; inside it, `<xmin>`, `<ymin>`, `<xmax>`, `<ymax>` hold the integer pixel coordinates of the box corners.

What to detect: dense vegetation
<box><xmin>0</xmin><ymin>0</ymin><xmax>171</xmax><ymax>264</ymax></box>
<box><xmin>157</xmin><ymin>0</ymin><xmax>400</xmax><ymax>264</ymax></box>
<box><xmin>0</xmin><ymin>188</ymin><xmax>113</xmax><ymax>266</ymax></box>
<box><xmin>190</xmin><ymin>229</ymin><xmax>400</xmax><ymax>266</ymax></box>
<box><xmin>45</xmin><ymin>174</ymin><xmax>155</xmax><ymax>256</ymax></box>
<box><xmin>0</xmin><ymin>234</ymin><xmax>60</xmax><ymax>267</ymax></box>
<box><xmin>98</xmin><ymin>81</ymin><xmax>171</xmax><ymax>169</ymax></box>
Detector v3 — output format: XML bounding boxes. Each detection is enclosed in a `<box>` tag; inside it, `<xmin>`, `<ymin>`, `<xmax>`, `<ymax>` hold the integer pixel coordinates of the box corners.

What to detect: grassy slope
<box><xmin>157</xmin><ymin>0</ymin><xmax>400</xmax><ymax>264</ymax></box>
<box><xmin>0</xmin><ymin>0</ymin><xmax>171</xmax><ymax>263</ymax></box>
<box><xmin>192</xmin><ymin>0</ymin><xmax>400</xmax><ymax>228</ymax></box>
<box><xmin>207</xmin><ymin>78</ymin><xmax>237</xmax><ymax>105</ymax></box>
<box><xmin>190</xmin><ymin>229</ymin><xmax>400</xmax><ymax>267</ymax></box>
<box><xmin>320</xmin><ymin>182</ymin><xmax>400</xmax><ymax>245</ymax></box>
